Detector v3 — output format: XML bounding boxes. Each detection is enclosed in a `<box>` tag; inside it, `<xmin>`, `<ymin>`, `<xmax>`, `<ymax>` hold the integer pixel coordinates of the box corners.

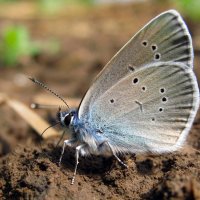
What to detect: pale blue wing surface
<box><xmin>86</xmin><ymin>62</ymin><xmax>199</xmax><ymax>153</ymax></box>
<box><xmin>78</xmin><ymin>10</ymin><xmax>194</xmax><ymax>120</ymax></box>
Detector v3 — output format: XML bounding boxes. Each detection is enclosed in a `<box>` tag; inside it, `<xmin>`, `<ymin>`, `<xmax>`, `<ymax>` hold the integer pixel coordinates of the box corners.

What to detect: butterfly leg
<box><xmin>106</xmin><ymin>141</ymin><xmax>128</xmax><ymax>168</ymax></box>
<box><xmin>71</xmin><ymin>144</ymin><xmax>86</xmax><ymax>185</ymax></box>
<box><xmin>55</xmin><ymin>130</ymin><xmax>65</xmax><ymax>148</ymax></box>
<box><xmin>59</xmin><ymin>139</ymin><xmax>76</xmax><ymax>166</ymax></box>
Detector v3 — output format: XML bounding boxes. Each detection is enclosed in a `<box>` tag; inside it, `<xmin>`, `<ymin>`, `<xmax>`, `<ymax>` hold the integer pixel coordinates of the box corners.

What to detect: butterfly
<box><xmin>31</xmin><ymin>10</ymin><xmax>199</xmax><ymax>184</ymax></box>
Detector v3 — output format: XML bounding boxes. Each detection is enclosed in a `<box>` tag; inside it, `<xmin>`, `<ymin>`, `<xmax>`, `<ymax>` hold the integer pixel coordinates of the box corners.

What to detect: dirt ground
<box><xmin>0</xmin><ymin>1</ymin><xmax>200</xmax><ymax>200</ymax></box>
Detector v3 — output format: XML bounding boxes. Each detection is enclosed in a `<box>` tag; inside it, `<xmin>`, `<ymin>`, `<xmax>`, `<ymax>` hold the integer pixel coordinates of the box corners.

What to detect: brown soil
<box><xmin>0</xmin><ymin>1</ymin><xmax>200</xmax><ymax>200</ymax></box>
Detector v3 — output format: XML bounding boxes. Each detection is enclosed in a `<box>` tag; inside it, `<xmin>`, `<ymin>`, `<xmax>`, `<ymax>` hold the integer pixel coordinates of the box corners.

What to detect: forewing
<box><xmin>88</xmin><ymin>62</ymin><xmax>199</xmax><ymax>153</ymax></box>
<box><xmin>79</xmin><ymin>10</ymin><xmax>193</xmax><ymax>120</ymax></box>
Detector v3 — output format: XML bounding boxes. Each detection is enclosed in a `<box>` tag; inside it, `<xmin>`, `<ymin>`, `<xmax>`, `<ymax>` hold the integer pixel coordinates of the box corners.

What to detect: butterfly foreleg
<box><xmin>55</xmin><ymin>130</ymin><xmax>65</xmax><ymax>148</ymax></box>
<box><xmin>71</xmin><ymin>144</ymin><xmax>86</xmax><ymax>185</ymax></box>
<box><xmin>59</xmin><ymin>138</ymin><xmax>76</xmax><ymax>166</ymax></box>
<box><xmin>105</xmin><ymin>141</ymin><xmax>128</xmax><ymax>168</ymax></box>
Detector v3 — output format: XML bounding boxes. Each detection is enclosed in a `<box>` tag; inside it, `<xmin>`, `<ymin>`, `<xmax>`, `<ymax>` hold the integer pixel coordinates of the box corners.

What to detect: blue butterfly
<box><xmin>31</xmin><ymin>10</ymin><xmax>199</xmax><ymax>184</ymax></box>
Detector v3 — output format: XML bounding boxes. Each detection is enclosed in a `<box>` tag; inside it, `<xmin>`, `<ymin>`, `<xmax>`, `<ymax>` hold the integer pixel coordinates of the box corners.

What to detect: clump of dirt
<box><xmin>0</xmin><ymin>128</ymin><xmax>200</xmax><ymax>200</ymax></box>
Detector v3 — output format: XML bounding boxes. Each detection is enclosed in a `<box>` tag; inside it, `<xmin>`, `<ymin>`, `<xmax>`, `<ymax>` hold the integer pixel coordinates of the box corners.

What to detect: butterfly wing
<box><xmin>86</xmin><ymin>62</ymin><xmax>199</xmax><ymax>153</ymax></box>
<box><xmin>78</xmin><ymin>10</ymin><xmax>194</xmax><ymax>120</ymax></box>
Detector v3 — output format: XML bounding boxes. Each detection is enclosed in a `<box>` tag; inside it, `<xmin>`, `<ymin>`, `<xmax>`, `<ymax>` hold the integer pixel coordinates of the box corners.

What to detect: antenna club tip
<box><xmin>30</xmin><ymin>103</ymin><xmax>38</xmax><ymax>109</ymax></box>
<box><xmin>28</xmin><ymin>77</ymin><xmax>36</xmax><ymax>82</ymax></box>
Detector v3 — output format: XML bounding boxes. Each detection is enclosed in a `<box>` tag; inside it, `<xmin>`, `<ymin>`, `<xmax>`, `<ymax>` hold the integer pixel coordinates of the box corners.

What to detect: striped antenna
<box><xmin>29</xmin><ymin>77</ymin><xmax>70</xmax><ymax>110</ymax></box>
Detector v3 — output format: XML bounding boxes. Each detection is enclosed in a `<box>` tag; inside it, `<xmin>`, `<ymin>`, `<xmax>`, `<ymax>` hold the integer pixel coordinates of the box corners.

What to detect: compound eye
<box><xmin>64</xmin><ymin>114</ymin><xmax>71</xmax><ymax>126</ymax></box>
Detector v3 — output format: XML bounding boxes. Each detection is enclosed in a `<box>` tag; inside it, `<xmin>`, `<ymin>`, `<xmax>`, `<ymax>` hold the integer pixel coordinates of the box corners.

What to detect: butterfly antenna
<box><xmin>29</xmin><ymin>77</ymin><xmax>70</xmax><ymax>110</ymax></box>
<box><xmin>40</xmin><ymin>121</ymin><xmax>60</xmax><ymax>138</ymax></box>
<box><xmin>39</xmin><ymin>121</ymin><xmax>61</xmax><ymax>159</ymax></box>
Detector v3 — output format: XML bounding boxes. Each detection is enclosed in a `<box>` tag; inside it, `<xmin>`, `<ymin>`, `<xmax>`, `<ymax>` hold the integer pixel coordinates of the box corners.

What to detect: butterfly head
<box><xmin>57</xmin><ymin>108</ymin><xmax>76</xmax><ymax>128</ymax></box>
